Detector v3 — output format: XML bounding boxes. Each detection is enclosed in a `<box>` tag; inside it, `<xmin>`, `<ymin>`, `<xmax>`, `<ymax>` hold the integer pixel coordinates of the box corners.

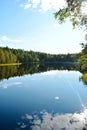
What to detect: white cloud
<box><xmin>39</xmin><ymin>0</ymin><xmax>52</xmax><ymax>12</ymax></box>
<box><xmin>25</xmin><ymin>114</ymin><xmax>33</xmax><ymax>120</ymax></box>
<box><xmin>19</xmin><ymin>0</ymin><xmax>67</xmax><ymax>11</ymax></box>
<box><xmin>32</xmin><ymin>0</ymin><xmax>40</xmax><ymax>8</ymax></box>
<box><xmin>54</xmin><ymin>96</ymin><xmax>60</xmax><ymax>100</ymax></box>
<box><xmin>0</xmin><ymin>35</ymin><xmax>21</xmax><ymax>44</ymax></box>
<box><xmin>18</xmin><ymin>0</ymin><xmax>87</xmax><ymax>15</ymax></box>
<box><xmin>20</xmin><ymin>123</ymin><xmax>27</xmax><ymax>129</ymax></box>
<box><xmin>20</xmin><ymin>3</ymin><xmax>31</xmax><ymax>9</ymax></box>
<box><xmin>1</xmin><ymin>82</ymin><xmax>22</xmax><ymax>89</ymax></box>
<box><xmin>1</xmin><ymin>36</ymin><xmax>9</xmax><ymax>41</ymax></box>
<box><xmin>17</xmin><ymin>109</ymin><xmax>87</xmax><ymax>130</ymax></box>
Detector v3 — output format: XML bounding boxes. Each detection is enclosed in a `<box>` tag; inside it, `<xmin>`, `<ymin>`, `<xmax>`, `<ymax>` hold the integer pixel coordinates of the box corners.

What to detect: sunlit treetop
<box><xmin>55</xmin><ymin>0</ymin><xmax>87</xmax><ymax>30</ymax></box>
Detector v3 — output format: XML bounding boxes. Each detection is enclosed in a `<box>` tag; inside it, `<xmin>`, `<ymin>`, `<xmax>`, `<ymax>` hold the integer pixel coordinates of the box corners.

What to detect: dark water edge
<box><xmin>0</xmin><ymin>62</ymin><xmax>80</xmax><ymax>81</ymax></box>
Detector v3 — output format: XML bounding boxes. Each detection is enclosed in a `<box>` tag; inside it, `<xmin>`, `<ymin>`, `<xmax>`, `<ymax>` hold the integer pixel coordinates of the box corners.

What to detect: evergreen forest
<box><xmin>0</xmin><ymin>46</ymin><xmax>79</xmax><ymax>63</ymax></box>
<box><xmin>0</xmin><ymin>45</ymin><xmax>87</xmax><ymax>72</ymax></box>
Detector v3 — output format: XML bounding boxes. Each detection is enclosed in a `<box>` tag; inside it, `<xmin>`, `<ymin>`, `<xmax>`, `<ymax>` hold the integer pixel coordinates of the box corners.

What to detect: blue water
<box><xmin>0</xmin><ymin>69</ymin><xmax>87</xmax><ymax>130</ymax></box>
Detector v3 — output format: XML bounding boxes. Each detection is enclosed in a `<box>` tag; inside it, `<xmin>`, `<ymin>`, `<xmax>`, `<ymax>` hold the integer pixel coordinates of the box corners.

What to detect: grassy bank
<box><xmin>0</xmin><ymin>63</ymin><xmax>22</xmax><ymax>66</ymax></box>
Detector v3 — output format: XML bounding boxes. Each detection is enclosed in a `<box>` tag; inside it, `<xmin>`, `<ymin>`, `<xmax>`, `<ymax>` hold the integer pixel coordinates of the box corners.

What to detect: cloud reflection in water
<box><xmin>17</xmin><ymin>109</ymin><xmax>87</xmax><ymax>130</ymax></box>
<box><xmin>1</xmin><ymin>82</ymin><xmax>22</xmax><ymax>89</ymax></box>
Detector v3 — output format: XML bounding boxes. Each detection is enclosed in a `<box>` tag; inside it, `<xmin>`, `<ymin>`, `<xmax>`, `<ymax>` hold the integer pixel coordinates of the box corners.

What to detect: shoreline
<box><xmin>0</xmin><ymin>63</ymin><xmax>22</xmax><ymax>66</ymax></box>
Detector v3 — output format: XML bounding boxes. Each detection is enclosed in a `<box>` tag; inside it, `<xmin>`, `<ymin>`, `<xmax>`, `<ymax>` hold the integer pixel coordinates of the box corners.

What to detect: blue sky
<box><xmin>0</xmin><ymin>0</ymin><xmax>87</xmax><ymax>54</ymax></box>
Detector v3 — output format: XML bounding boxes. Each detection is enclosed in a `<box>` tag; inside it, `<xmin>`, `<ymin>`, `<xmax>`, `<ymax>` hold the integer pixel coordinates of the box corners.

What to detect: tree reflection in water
<box><xmin>0</xmin><ymin>62</ymin><xmax>79</xmax><ymax>81</ymax></box>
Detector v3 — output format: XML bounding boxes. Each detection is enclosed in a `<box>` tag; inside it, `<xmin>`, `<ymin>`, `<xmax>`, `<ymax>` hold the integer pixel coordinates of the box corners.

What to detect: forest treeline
<box><xmin>0</xmin><ymin>47</ymin><xmax>79</xmax><ymax>64</ymax></box>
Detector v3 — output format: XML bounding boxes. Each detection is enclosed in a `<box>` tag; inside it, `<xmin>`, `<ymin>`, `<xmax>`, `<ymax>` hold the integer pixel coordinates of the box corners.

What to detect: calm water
<box><xmin>0</xmin><ymin>63</ymin><xmax>87</xmax><ymax>130</ymax></box>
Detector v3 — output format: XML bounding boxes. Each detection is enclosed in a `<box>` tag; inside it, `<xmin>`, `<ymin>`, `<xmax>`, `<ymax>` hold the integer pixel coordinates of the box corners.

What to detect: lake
<box><xmin>0</xmin><ymin>63</ymin><xmax>87</xmax><ymax>130</ymax></box>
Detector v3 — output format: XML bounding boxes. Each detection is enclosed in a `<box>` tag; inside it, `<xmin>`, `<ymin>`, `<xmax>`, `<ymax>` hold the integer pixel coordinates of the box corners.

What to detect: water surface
<box><xmin>0</xmin><ymin>64</ymin><xmax>87</xmax><ymax>130</ymax></box>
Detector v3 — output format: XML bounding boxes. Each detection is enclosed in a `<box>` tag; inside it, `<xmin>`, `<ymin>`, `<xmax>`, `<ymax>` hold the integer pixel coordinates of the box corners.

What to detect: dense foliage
<box><xmin>55</xmin><ymin>0</ymin><xmax>87</xmax><ymax>29</ymax></box>
<box><xmin>78</xmin><ymin>45</ymin><xmax>87</xmax><ymax>71</ymax></box>
<box><xmin>54</xmin><ymin>0</ymin><xmax>87</xmax><ymax>72</ymax></box>
<box><xmin>0</xmin><ymin>47</ymin><xmax>79</xmax><ymax>64</ymax></box>
<box><xmin>80</xmin><ymin>73</ymin><xmax>87</xmax><ymax>85</ymax></box>
<box><xmin>0</xmin><ymin>47</ymin><xmax>17</xmax><ymax>63</ymax></box>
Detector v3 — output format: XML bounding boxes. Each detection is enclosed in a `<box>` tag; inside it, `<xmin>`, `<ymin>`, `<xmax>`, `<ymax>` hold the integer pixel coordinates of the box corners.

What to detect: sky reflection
<box><xmin>17</xmin><ymin>108</ymin><xmax>87</xmax><ymax>130</ymax></box>
<box><xmin>0</xmin><ymin>82</ymin><xmax>22</xmax><ymax>89</ymax></box>
<box><xmin>0</xmin><ymin>70</ymin><xmax>87</xmax><ymax>130</ymax></box>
